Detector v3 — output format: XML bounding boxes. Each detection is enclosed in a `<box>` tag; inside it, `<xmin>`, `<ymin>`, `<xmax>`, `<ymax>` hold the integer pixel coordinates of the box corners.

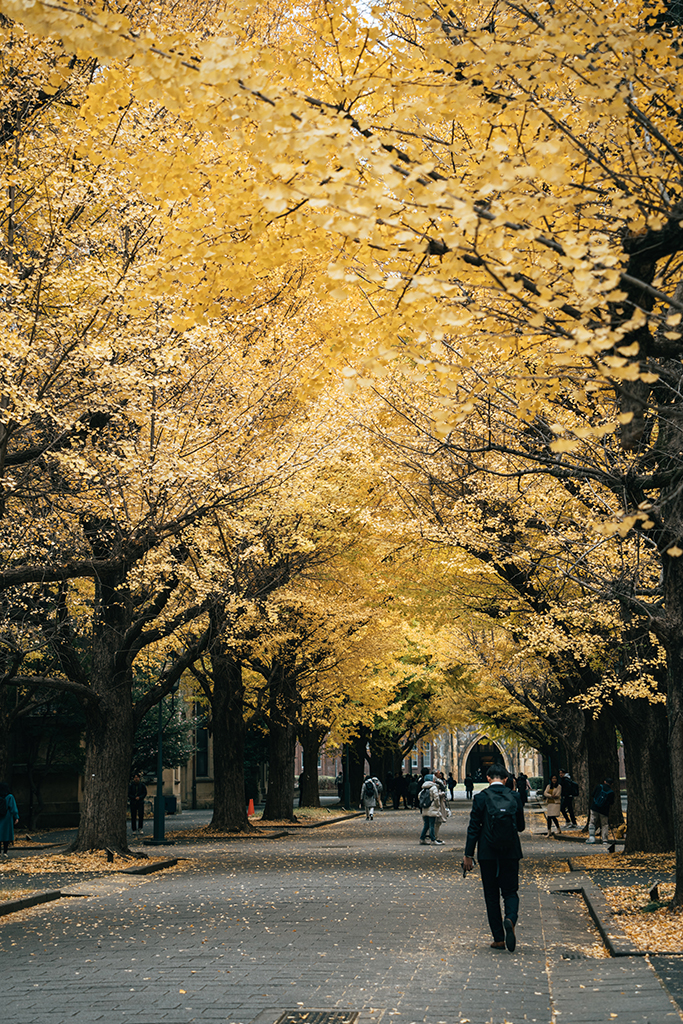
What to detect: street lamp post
<box><xmin>145</xmin><ymin>679</ymin><xmax>179</xmax><ymax>847</ymax></box>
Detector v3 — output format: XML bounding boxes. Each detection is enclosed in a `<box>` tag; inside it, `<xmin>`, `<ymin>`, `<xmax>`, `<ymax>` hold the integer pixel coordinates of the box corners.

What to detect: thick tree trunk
<box><xmin>0</xmin><ymin>705</ymin><xmax>12</xmax><ymax>788</ymax></box>
<box><xmin>348</xmin><ymin>727</ymin><xmax>369</xmax><ymax>806</ymax></box>
<box><xmin>75</xmin><ymin>695</ymin><xmax>134</xmax><ymax>851</ymax></box>
<box><xmin>613</xmin><ymin>693</ymin><xmax>674</xmax><ymax>853</ymax></box>
<box><xmin>556</xmin><ymin>704</ymin><xmax>590</xmax><ymax>817</ymax></box>
<box><xmin>209</xmin><ymin>651</ymin><xmax>250</xmax><ymax>832</ymax></box>
<box><xmin>298</xmin><ymin>724</ymin><xmax>323</xmax><ymax>807</ymax></box>
<box><xmin>71</xmin><ymin>569</ymin><xmax>134</xmax><ymax>853</ymax></box>
<box><xmin>667</xmin><ymin>646</ymin><xmax>683</xmax><ymax>906</ymax></box>
<box><xmin>585</xmin><ymin>708</ymin><xmax>623</xmax><ymax>827</ymax></box>
<box><xmin>262</xmin><ymin>661</ymin><xmax>297</xmax><ymax>821</ymax></box>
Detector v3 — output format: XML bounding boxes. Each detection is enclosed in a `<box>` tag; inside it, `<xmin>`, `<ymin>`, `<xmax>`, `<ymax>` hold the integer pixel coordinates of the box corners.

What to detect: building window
<box><xmin>422</xmin><ymin>742</ymin><xmax>431</xmax><ymax>769</ymax></box>
<box><xmin>196</xmin><ymin>721</ymin><xmax>209</xmax><ymax>777</ymax></box>
<box><xmin>411</xmin><ymin>747</ymin><xmax>418</xmax><ymax>770</ymax></box>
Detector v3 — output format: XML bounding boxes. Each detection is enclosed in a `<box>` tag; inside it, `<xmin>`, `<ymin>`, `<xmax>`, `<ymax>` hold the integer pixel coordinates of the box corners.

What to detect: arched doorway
<box><xmin>465</xmin><ymin>739</ymin><xmax>505</xmax><ymax>782</ymax></box>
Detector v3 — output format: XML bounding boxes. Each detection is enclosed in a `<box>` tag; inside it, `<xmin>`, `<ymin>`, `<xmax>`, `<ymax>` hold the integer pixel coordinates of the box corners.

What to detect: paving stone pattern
<box><xmin>0</xmin><ymin>808</ymin><xmax>680</xmax><ymax>1024</ymax></box>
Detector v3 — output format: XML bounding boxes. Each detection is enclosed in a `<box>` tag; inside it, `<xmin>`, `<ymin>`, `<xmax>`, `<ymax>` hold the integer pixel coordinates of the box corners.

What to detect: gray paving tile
<box><xmin>2</xmin><ymin>809</ymin><xmax>680</xmax><ymax>1024</ymax></box>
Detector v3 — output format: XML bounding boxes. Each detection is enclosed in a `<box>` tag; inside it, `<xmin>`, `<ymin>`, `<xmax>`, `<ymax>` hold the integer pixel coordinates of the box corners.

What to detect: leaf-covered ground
<box><xmin>572</xmin><ymin>853</ymin><xmax>681</xmax><ymax>953</ymax></box>
<box><xmin>0</xmin><ymin>851</ymin><xmax>171</xmax><ymax>878</ymax></box>
<box><xmin>169</xmin><ymin>806</ymin><xmax>357</xmax><ymax>838</ymax></box>
<box><xmin>602</xmin><ymin>882</ymin><xmax>682</xmax><ymax>952</ymax></box>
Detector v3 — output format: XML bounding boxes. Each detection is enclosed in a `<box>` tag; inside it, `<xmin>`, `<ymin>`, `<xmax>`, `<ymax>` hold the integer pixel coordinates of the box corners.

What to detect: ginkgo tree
<box><xmin>5</xmin><ymin>0</ymin><xmax>683</xmax><ymax>897</ymax></box>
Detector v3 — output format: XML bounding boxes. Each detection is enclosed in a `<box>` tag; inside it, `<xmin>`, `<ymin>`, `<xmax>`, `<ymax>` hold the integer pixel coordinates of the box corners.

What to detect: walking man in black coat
<box><xmin>463</xmin><ymin>763</ymin><xmax>525</xmax><ymax>952</ymax></box>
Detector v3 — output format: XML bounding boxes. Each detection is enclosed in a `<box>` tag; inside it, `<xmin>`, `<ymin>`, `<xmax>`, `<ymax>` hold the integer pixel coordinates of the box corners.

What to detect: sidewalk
<box><xmin>0</xmin><ymin>805</ymin><xmax>680</xmax><ymax>1024</ymax></box>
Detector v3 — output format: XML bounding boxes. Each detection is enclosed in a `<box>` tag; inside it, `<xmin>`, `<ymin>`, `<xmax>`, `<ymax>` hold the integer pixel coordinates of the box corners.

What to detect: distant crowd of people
<box><xmin>352</xmin><ymin>767</ymin><xmax>533</xmax><ymax>812</ymax></box>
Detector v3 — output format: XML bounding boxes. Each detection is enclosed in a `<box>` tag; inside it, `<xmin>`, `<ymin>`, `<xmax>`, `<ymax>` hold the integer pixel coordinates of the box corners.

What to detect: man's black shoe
<box><xmin>504</xmin><ymin>917</ymin><xmax>516</xmax><ymax>952</ymax></box>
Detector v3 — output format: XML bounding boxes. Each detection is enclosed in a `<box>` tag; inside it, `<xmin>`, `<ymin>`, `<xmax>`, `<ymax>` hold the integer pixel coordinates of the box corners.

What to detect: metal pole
<box><xmin>146</xmin><ymin>695</ymin><xmax>173</xmax><ymax>846</ymax></box>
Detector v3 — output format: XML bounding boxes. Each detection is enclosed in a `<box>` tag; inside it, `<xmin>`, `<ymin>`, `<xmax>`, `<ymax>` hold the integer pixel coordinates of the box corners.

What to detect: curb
<box><xmin>254</xmin><ymin>811</ymin><xmax>366</xmax><ymax>827</ymax></box>
<box><xmin>0</xmin><ymin>855</ymin><xmax>185</xmax><ymax>917</ymax></box>
<box><xmin>160</xmin><ymin>829</ymin><xmax>290</xmax><ymax>842</ymax></box>
<box><xmin>557</xmin><ymin>867</ymin><xmax>644</xmax><ymax>957</ymax></box>
<box><xmin>119</xmin><ymin>857</ymin><xmax>179</xmax><ymax>875</ymax></box>
<box><xmin>0</xmin><ymin>889</ymin><xmax>62</xmax><ymax>917</ymax></box>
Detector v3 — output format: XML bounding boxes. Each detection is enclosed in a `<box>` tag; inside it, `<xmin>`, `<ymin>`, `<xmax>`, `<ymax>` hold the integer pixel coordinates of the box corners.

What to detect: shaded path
<box><xmin>1</xmin><ymin>806</ymin><xmax>680</xmax><ymax>1024</ymax></box>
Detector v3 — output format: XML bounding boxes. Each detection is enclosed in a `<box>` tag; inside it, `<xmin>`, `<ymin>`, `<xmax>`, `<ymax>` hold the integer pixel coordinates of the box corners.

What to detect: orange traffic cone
<box><xmin>247</xmin><ymin>798</ymin><xmax>255</xmax><ymax>816</ymax></box>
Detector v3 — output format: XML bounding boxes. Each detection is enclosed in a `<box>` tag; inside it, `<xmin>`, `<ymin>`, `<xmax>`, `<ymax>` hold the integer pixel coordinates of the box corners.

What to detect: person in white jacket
<box><xmin>418</xmin><ymin>775</ymin><xmax>443</xmax><ymax>844</ymax></box>
<box><xmin>359</xmin><ymin>776</ymin><xmax>382</xmax><ymax>820</ymax></box>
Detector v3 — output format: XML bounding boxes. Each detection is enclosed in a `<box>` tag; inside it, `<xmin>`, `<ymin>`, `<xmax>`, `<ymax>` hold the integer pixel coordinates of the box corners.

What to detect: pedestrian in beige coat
<box><xmin>543</xmin><ymin>776</ymin><xmax>562</xmax><ymax>835</ymax></box>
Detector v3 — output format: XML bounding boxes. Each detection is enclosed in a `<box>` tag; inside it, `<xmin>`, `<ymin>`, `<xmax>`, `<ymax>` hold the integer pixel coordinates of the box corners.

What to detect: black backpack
<box><xmin>418</xmin><ymin>786</ymin><xmax>433</xmax><ymax>810</ymax></box>
<box><xmin>363</xmin><ymin>779</ymin><xmax>375</xmax><ymax>799</ymax></box>
<box><xmin>592</xmin><ymin>784</ymin><xmax>612</xmax><ymax>812</ymax></box>
<box><xmin>570</xmin><ymin>778</ymin><xmax>579</xmax><ymax>797</ymax></box>
<box><xmin>482</xmin><ymin>787</ymin><xmax>519</xmax><ymax>854</ymax></box>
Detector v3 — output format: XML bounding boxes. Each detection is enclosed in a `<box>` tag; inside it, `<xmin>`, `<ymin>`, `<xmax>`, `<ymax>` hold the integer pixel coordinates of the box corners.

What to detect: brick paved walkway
<box><xmin>1</xmin><ymin>806</ymin><xmax>680</xmax><ymax>1024</ymax></box>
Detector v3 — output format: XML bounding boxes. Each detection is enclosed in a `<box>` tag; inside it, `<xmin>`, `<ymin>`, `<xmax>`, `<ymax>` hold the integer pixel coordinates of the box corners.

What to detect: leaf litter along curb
<box><xmin>571</xmin><ymin>853</ymin><xmax>681</xmax><ymax>953</ymax></box>
<box><xmin>0</xmin><ymin>850</ymin><xmax>179</xmax><ymax>878</ymax></box>
<box><xmin>170</xmin><ymin>807</ymin><xmax>358</xmax><ymax>838</ymax></box>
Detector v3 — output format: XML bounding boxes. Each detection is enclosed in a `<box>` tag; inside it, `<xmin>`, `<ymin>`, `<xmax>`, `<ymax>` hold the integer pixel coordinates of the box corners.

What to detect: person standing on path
<box><xmin>516</xmin><ymin>772</ymin><xmax>529</xmax><ymax>806</ymax></box>
<box><xmin>0</xmin><ymin>782</ymin><xmax>19</xmax><ymax>859</ymax></box>
<box><xmin>558</xmin><ymin>768</ymin><xmax>578</xmax><ymax>827</ymax></box>
<box><xmin>418</xmin><ymin>774</ymin><xmax>443</xmax><ymax>844</ymax></box>
<box><xmin>586</xmin><ymin>777</ymin><xmax>615</xmax><ymax>844</ymax></box>
<box><xmin>360</xmin><ymin>775</ymin><xmax>380</xmax><ymax>820</ymax></box>
<box><xmin>543</xmin><ymin>775</ymin><xmax>563</xmax><ymax>835</ymax></box>
<box><xmin>464</xmin><ymin>773</ymin><xmax>474</xmax><ymax>799</ymax></box>
<box><xmin>447</xmin><ymin>772</ymin><xmax>456</xmax><ymax>800</ymax></box>
<box><xmin>463</xmin><ymin>763</ymin><xmax>525</xmax><ymax>951</ymax></box>
<box><xmin>433</xmin><ymin>771</ymin><xmax>451</xmax><ymax>842</ymax></box>
<box><xmin>128</xmin><ymin>774</ymin><xmax>147</xmax><ymax>835</ymax></box>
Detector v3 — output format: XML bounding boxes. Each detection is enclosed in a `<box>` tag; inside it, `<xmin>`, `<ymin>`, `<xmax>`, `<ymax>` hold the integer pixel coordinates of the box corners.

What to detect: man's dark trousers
<box><xmin>479</xmin><ymin>858</ymin><xmax>519</xmax><ymax>943</ymax></box>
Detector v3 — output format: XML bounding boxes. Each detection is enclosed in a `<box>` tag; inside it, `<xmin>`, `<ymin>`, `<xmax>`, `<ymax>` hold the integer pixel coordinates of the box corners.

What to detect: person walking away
<box><xmin>433</xmin><ymin>772</ymin><xmax>451</xmax><ymax>842</ymax></box>
<box><xmin>418</xmin><ymin>774</ymin><xmax>443</xmax><ymax>844</ymax></box>
<box><xmin>465</xmin><ymin>773</ymin><xmax>474</xmax><ymax>799</ymax></box>
<box><xmin>463</xmin><ymin>764</ymin><xmax>525</xmax><ymax>951</ymax></box>
<box><xmin>360</xmin><ymin>775</ymin><xmax>380</xmax><ymax>820</ymax></box>
<box><xmin>128</xmin><ymin>774</ymin><xmax>147</xmax><ymax>835</ymax></box>
<box><xmin>516</xmin><ymin>773</ymin><xmax>529</xmax><ymax>806</ymax></box>
<box><xmin>587</xmin><ymin>777</ymin><xmax>615</xmax><ymax>844</ymax></box>
<box><xmin>447</xmin><ymin>772</ymin><xmax>456</xmax><ymax>800</ymax></box>
<box><xmin>392</xmin><ymin>770</ymin><xmax>408</xmax><ymax>809</ymax></box>
<box><xmin>543</xmin><ymin>775</ymin><xmax>562</xmax><ymax>835</ymax></box>
<box><xmin>558</xmin><ymin>768</ymin><xmax>578</xmax><ymax>827</ymax></box>
<box><xmin>0</xmin><ymin>782</ymin><xmax>19</xmax><ymax>859</ymax></box>
<box><xmin>408</xmin><ymin>774</ymin><xmax>419</xmax><ymax>808</ymax></box>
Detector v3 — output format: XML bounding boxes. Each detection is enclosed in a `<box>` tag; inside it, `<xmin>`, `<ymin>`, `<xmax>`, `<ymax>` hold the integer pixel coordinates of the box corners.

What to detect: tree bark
<box><xmin>262</xmin><ymin>659</ymin><xmax>297</xmax><ymax>821</ymax></box>
<box><xmin>298</xmin><ymin>724</ymin><xmax>324</xmax><ymax>807</ymax></box>
<box><xmin>71</xmin><ymin>569</ymin><xmax>134</xmax><ymax>853</ymax></box>
<box><xmin>209</xmin><ymin>649</ymin><xmax>250</xmax><ymax>832</ymax></box>
<box><xmin>555</xmin><ymin>704</ymin><xmax>590</xmax><ymax>817</ymax></box>
<box><xmin>613</xmin><ymin>693</ymin><xmax>674</xmax><ymax>853</ymax></box>
<box><xmin>585</xmin><ymin>708</ymin><xmax>623</xmax><ymax>828</ymax></box>
<box><xmin>667</xmin><ymin>642</ymin><xmax>683</xmax><ymax>905</ymax></box>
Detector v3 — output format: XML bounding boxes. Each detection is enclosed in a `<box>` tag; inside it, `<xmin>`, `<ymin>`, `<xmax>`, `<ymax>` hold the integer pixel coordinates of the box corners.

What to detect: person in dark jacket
<box><xmin>516</xmin><ymin>773</ymin><xmax>529</xmax><ymax>806</ymax></box>
<box><xmin>558</xmin><ymin>768</ymin><xmax>578</xmax><ymax>827</ymax></box>
<box><xmin>0</xmin><ymin>782</ymin><xmax>19</xmax><ymax>859</ymax></box>
<box><xmin>586</xmin><ymin>777</ymin><xmax>615</xmax><ymax>844</ymax></box>
<box><xmin>463</xmin><ymin>764</ymin><xmax>525</xmax><ymax>951</ymax></box>
<box><xmin>464</xmin><ymin>773</ymin><xmax>474</xmax><ymax>799</ymax></box>
<box><xmin>128</xmin><ymin>774</ymin><xmax>147</xmax><ymax>835</ymax></box>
